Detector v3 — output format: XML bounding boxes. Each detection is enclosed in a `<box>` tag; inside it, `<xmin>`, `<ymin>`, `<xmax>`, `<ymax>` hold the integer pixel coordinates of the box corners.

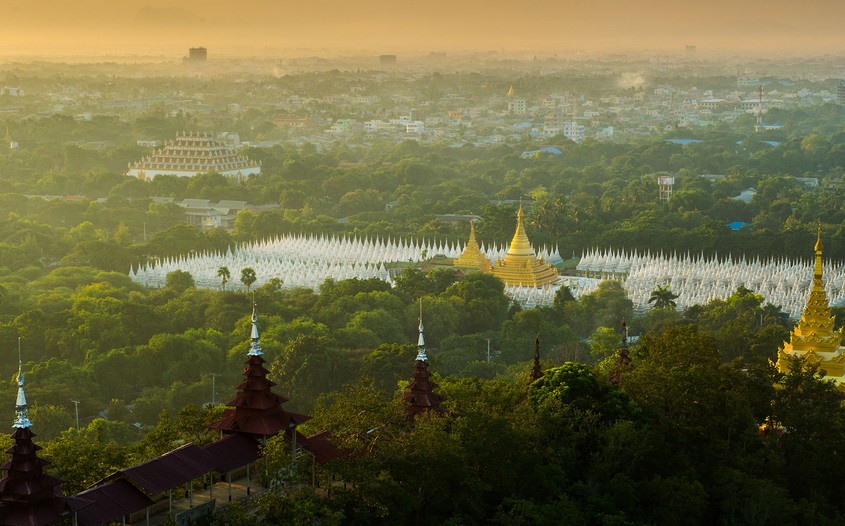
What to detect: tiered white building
<box><xmin>127</xmin><ymin>131</ymin><xmax>261</xmax><ymax>180</ymax></box>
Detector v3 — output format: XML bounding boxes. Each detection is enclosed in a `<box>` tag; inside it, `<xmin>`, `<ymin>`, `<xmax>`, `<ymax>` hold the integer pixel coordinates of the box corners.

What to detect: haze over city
<box><xmin>4</xmin><ymin>0</ymin><xmax>845</xmax><ymax>57</ymax></box>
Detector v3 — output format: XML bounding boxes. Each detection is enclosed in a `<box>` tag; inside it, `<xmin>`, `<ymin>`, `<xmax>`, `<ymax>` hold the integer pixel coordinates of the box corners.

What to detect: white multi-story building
<box><xmin>508</xmin><ymin>98</ymin><xmax>526</xmax><ymax>114</ymax></box>
<box><xmin>126</xmin><ymin>131</ymin><xmax>261</xmax><ymax>181</ymax></box>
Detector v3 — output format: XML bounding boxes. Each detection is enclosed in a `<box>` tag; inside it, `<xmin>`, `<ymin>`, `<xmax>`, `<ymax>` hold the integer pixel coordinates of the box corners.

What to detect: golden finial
<box><xmin>815</xmin><ymin>223</ymin><xmax>823</xmax><ymax>253</ymax></box>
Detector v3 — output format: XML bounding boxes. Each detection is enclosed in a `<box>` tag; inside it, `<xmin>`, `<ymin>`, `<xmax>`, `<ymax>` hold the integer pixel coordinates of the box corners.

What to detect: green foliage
<box><xmin>6</xmin><ymin>112</ymin><xmax>845</xmax><ymax>523</ymax></box>
<box><xmin>42</xmin><ymin>425</ymin><xmax>128</xmax><ymax>494</ymax></box>
<box><xmin>165</xmin><ymin>269</ymin><xmax>195</xmax><ymax>292</ymax></box>
<box><xmin>240</xmin><ymin>267</ymin><xmax>257</xmax><ymax>292</ymax></box>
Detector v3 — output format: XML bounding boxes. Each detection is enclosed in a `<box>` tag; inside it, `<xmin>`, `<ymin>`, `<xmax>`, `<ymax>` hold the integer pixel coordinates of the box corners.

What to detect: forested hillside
<box><xmin>2</xmin><ymin>107</ymin><xmax>845</xmax><ymax>523</ymax></box>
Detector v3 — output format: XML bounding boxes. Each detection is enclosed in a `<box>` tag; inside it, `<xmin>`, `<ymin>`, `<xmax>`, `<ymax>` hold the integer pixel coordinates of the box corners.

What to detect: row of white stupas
<box><xmin>129</xmin><ymin>233</ymin><xmax>564</xmax><ymax>303</ymax></box>
<box><xmin>578</xmin><ymin>247</ymin><xmax>845</xmax><ymax>318</ymax></box>
<box><xmin>505</xmin><ymin>277</ymin><xmax>600</xmax><ymax>309</ymax></box>
<box><xmin>128</xmin><ymin>232</ymin><xmax>839</xmax><ymax>316</ymax></box>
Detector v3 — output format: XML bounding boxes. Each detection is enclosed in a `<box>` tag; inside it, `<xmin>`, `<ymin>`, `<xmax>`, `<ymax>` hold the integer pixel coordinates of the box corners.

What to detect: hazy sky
<box><xmin>3</xmin><ymin>0</ymin><xmax>845</xmax><ymax>57</ymax></box>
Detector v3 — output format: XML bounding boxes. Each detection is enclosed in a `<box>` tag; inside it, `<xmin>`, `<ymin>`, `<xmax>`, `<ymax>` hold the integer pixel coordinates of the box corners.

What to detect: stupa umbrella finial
<box><xmin>248</xmin><ymin>298</ymin><xmax>263</xmax><ymax>356</ymax></box>
<box><xmin>530</xmin><ymin>334</ymin><xmax>543</xmax><ymax>383</ymax></box>
<box><xmin>416</xmin><ymin>299</ymin><xmax>427</xmax><ymax>361</ymax></box>
<box><xmin>14</xmin><ymin>338</ymin><xmax>30</xmax><ymax>429</ymax></box>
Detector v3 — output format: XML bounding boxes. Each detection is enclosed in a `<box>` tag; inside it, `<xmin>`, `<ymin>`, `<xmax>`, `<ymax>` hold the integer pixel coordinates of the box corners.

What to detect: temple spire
<box><xmin>13</xmin><ymin>339</ymin><xmax>30</xmax><ymax>429</ymax></box>
<box><xmin>530</xmin><ymin>334</ymin><xmax>543</xmax><ymax>383</ymax></box>
<box><xmin>775</xmin><ymin>230</ymin><xmax>845</xmax><ymax>384</ymax></box>
<box><xmin>404</xmin><ymin>300</ymin><xmax>442</xmax><ymax>418</ymax></box>
<box><xmin>454</xmin><ymin>217</ymin><xmax>492</xmax><ymax>272</ymax></box>
<box><xmin>209</xmin><ymin>302</ymin><xmax>311</xmax><ymax>437</ymax></box>
<box><xmin>609</xmin><ymin>321</ymin><xmax>631</xmax><ymax>385</ymax></box>
<box><xmin>248</xmin><ymin>299</ymin><xmax>263</xmax><ymax>356</ymax></box>
<box><xmin>416</xmin><ymin>299</ymin><xmax>427</xmax><ymax>361</ymax></box>
<box><xmin>814</xmin><ymin>223</ymin><xmax>824</xmax><ymax>280</ymax></box>
<box><xmin>491</xmin><ymin>202</ymin><xmax>559</xmax><ymax>286</ymax></box>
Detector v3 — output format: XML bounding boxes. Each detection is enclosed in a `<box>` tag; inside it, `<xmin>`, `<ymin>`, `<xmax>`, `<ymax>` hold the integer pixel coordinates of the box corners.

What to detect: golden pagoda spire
<box><xmin>455</xmin><ymin>218</ymin><xmax>492</xmax><ymax>271</ymax></box>
<box><xmin>777</xmin><ymin>229</ymin><xmax>845</xmax><ymax>383</ymax></box>
<box><xmin>491</xmin><ymin>202</ymin><xmax>559</xmax><ymax>287</ymax></box>
<box><xmin>814</xmin><ymin>223</ymin><xmax>823</xmax><ymax>280</ymax></box>
<box><xmin>507</xmin><ymin>202</ymin><xmax>534</xmax><ymax>258</ymax></box>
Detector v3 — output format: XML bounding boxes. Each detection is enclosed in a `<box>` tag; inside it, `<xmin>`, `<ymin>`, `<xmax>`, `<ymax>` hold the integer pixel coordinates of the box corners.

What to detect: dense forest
<box><xmin>2</xmin><ymin>106</ymin><xmax>845</xmax><ymax>523</ymax></box>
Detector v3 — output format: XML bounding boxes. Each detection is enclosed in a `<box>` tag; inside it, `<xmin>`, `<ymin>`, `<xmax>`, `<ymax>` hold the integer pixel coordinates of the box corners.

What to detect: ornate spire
<box><xmin>0</xmin><ymin>340</ymin><xmax>87</xmax><ymax>525</ymax></box>
<box><xmin>13</xmin><ymin>340</ymin><xmax>30</xmax><ymax>430</ymax></box>
<box><xmin>508</xmin><ymin>202</ymin><xmax>533</xmax><ymax>258</ymax></box>
<box><xmin>404</xmin><ymin>299</ymin><xmax>442</xmax><ymax>418</ymax></box>
<box><xmin>208</xmin><ymin>302</ymin><xmax>311</xmax><ymax>437</ymax></box>
<box><xmin>814</xmin><ymin>224</ymin><xmax>824</xmax><ymax>280</ymax></box>
<box><xmin>793</xmin><ymin>228</ymin><xmax>839</xmax><ymax>345</ymax></box>
<box><xmin>454</xmin><ymin>218</ymin><xmax>492</xmax><ymax>271</ymax></box>
<box><xmin>776</xmin><ymin>231</ymin><xmax>845</xmax><ymax>379</ymax></box>
<box><xmin>530</xmin><ymin>334</ymin><xmax>543</xmax><ymax>383</ymax></box>
<box><xmin>416</xmin><ymin>299</ymin><xmax>427</xmax><ymax>361</ymax></box>
<box><xmin>609</xmin><ymin>321</ymin><xmax>631</xmax><ymax>385</ymax></box>
<box><xmin>620</xmin><ymin>321</ymin><xmax>629</xmax><ymax>351</ymax></box>
<box><xmin>491</xmin><ymin>202</ymin><xmax>559</xmax><ymax>287</ymax></box>
<box><xmin>248</xmin><ymin>300</ymin><xmax>263</xmax><ymax>356</ymax></box>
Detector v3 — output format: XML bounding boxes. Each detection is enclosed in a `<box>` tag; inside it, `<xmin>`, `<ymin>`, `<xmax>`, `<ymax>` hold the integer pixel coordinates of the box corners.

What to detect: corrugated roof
<box><xmin>214</xmin><ymin>200</ymin><xmax>248</xmax><ymax>209</ymax></box>
<box><xmin>120</xmin><ymin>444</ymin><xmax>215</xmax><ymax>494</ymax></box>
<box><xmin>302</xmin><ymin>430</ymin><xmax>345</xmax><ymax>465</ymax></box>
<box><xmin>202</xmin><ymin>434</ymin><xmax>261</xmax><ymax>474</ymax></box>
<box><xmin>75</xmin><ymin>479</ymin><xmax>153</xmax><ymax>526</ymax></box>
<box><xmin>178</xmin><ymin>199</ymin><xmax>212</xmax><ymax>208</ymax></box>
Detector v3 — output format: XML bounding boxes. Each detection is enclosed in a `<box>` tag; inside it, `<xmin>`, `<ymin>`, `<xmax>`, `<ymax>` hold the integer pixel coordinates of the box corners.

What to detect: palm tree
<box><xmin>240</xmin><ymin>267</ymin><xmax>257</xmax><ymax>292</ymax></box>
<box><xmin>648</xmin><ymin>284</ymin><xmax>678</xmax><ymax>310</ymax></box>
<box><xmin>217</xmin><ymin>266</ymin><xmax>230</xmax><ymax>291</ymax></box>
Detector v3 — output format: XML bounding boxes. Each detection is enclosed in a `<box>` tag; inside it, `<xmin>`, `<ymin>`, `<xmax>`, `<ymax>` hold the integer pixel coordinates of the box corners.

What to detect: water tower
<box><xmin>657</xmin><ymin>175</ymin><xmax>675</xmax><ymax>202</ymax></box>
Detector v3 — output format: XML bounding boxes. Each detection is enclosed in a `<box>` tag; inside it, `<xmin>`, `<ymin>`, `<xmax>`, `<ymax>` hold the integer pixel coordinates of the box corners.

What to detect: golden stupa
<box><xmin>776</xmin><ymin>229</ymin><xmax>845</xmax><ymax>385</ymax></box>
<box><xmin>454</xmin><ymin>221</ymin><xmax>492</xmax><ymax>272</ymax></box>
<box><xmin>490</xmin><ymin>204</ymin><xmax>559</xmax><ymax>287</ymax></box>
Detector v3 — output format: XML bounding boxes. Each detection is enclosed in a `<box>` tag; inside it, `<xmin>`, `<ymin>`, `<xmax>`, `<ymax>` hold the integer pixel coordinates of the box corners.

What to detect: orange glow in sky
<box><xmin>3</xmin><ymin>0</ymin><xmax>845</xmax><ymax>56</ymax></box>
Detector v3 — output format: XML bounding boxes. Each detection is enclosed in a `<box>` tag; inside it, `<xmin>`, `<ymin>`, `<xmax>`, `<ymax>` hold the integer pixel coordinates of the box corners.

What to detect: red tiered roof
<box><xmin>0</xmin><ymin>362</ymin><xmax>89</xmax><ymax>526</ymax></box>
<box><xmin>403</xmin><ymin>307</ymin><xmax>444</xmax><ymax>418</ymax></box>
<box><xmin>403</xmin><ymin>358</ymin><xmax>443</xmax><ymax>418</ymax></box>
<box><xmin>208</xmin><ymin>353</ymin><xmax>311</xmax><ymax>437</ymax></box>
<box><xmin>208</xmin><ymin>305</ymin><xmax>310</xmax><ymax>437</ymax></box>
<box><xmin>0</xmin><ymin>427</ymin><xmax>69</xmax><ymax>526</ymax></box>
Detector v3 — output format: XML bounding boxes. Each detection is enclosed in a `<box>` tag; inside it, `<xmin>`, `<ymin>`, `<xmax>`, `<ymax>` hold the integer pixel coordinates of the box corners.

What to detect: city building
<box><xmin>126</xmin><ymin>132</ymin><xmax>261</xmax><ymax>181</ymax></box>
<box><xmin>185</xmin><ymin>47</ymin><xmax>207</xmax><ymax>62</ymax></box>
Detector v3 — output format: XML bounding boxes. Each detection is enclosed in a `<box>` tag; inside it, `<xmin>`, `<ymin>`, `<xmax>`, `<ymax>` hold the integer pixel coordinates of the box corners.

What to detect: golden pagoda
<box><xmin>454</xmin><ymin>221</ymin><xmax>492</xmax><ymax>272</ymax></box>
<box><xmin>776</xmin><ymin>229</ymin><xmax>845</xmax><ymax>385</ymax></box>
<box><xmin>491</xmin><ymin>204</ymin><xmax>559</xmax><ymax>287</ymax></box>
